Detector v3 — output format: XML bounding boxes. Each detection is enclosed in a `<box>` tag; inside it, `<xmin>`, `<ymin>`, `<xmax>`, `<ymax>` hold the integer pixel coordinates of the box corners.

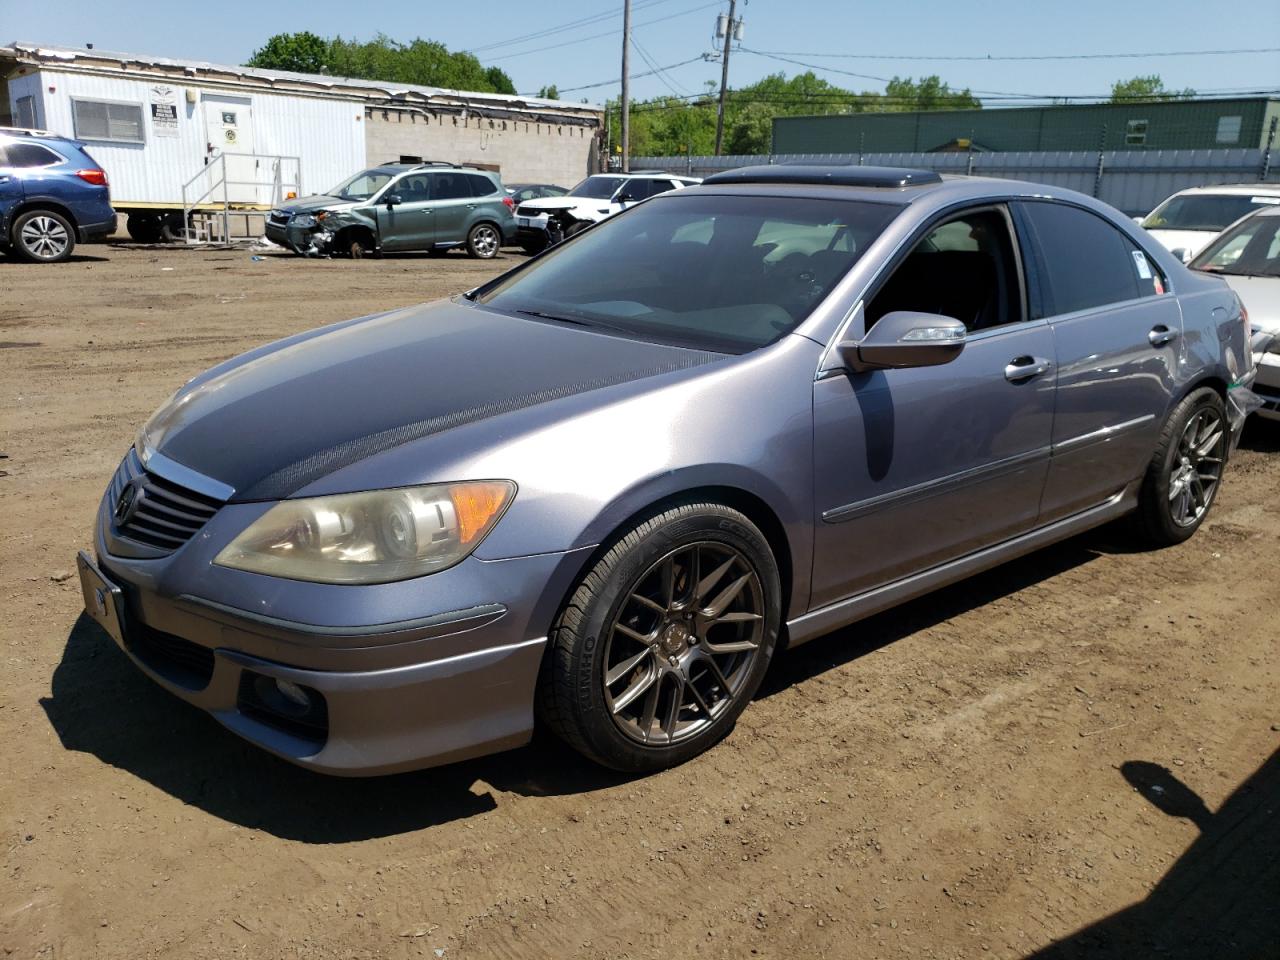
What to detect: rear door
<box><xmin>1015</xmin><ymin>200</ymin><xmax>1181</xmax><ymax>523</ymax></box>
<box><xmin>428</xmin><ymin>172</ymin><xmax>475</xmax><ymax>244</ymax></box>
<box><xmin>0</xmin><ymin>144</ymin><xmax>29</xmax><ymax>215</ymax></box>
<box><xmin>810</xmin><ymin>204</ymin><xmax>1057</xmax><ymax>608</ymax></box>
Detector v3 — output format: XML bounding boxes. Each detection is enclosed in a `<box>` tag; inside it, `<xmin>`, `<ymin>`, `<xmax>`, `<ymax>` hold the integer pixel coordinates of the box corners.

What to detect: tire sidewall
<box><xmin>14</xmin><ymin>210</ymin><xmax>75</xmax><ymax>263</ymax></box>
<box><xmin>467</xmin><ymin>222</ymin><xmax>500</xmax><ymax>259</ymax></box>
<box><xmin>1145</xmin><ymin>387</ymin><xmax>1227</xmax><ymax>544</ymax></box>
<box><xmin>563</xmin><ymin>507</ymin><xmax>781</xmax><ymax>771</ymax></box>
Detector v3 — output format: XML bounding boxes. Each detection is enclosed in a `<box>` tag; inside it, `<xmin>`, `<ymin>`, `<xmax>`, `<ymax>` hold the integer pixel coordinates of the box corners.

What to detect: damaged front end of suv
<box><xmin>267</xmin><ymin>206</ymin><xmax>378</xmax><ymax>259</ymax></box>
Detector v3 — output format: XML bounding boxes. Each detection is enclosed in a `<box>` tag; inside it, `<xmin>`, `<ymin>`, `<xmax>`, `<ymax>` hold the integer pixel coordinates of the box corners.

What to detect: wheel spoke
<box><xmin>712</xmin><ymin>610</ymin><xmax>763</xmax><ymax>624</ymax></box>
<box><xmin>695</xmin><ymin>554</ymin><xmax>735</xmax><ymax>604</ymax></box>
<box><xmin>660</xmin><ymin>554</ymin><xmax>676</xmax><ymax>610</ymax></box>
<box><xmin>630</xmin><ymin>591</ymin><xmax>666</xmax><ymax>614</ymax></box>
<box><xmin>611</xmin><ymin>666</ymin><xmax>658</xmax><ymax>715</ymax></box>
<box><xmin>1195</xmin><ymin>428</ymin><xmax>1223</xmax><ymax>459</ymax></box>
<box><xmin>613</xmin><ymin>621</ymin><xmax>653</xmax><ymax>643</ymax></box>
<box><xmin>662</xmin><ymin>677</ymin><xmax>685</xmax><ymax>737</ymax></box>
<box><xmin>638</xmin><ymin>676</ymin><xmax>661</xmax><ymax>739</ymax></box>
<box><xmin>606</xmin><ymin>647</ymin><xmax>653</xmax><ymax>687</ymax></box>
<box><xmin>684</xmin><ymin>676</ymin><xmax>714</xmax><ymax>716</ymax></box>
<box><xmin>704</xmin><ymin>573</ymin><xmax>752</xmax><ymax>618</ymax></box>
<box><xmin>703</xmin><ymin>655</ymin><xmax>732</xmax><ymax>695</ymax></box>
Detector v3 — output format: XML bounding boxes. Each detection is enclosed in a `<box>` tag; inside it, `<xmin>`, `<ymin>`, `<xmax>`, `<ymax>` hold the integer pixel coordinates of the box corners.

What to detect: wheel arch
<box><xmin>332</xmin><ymin>223</ymin><xmax>377</xmax><ymax>250</ymax></box>
<box><xmin>9</xmin><ymin>199</ymin><xmax>79</xmax><ymax>239</ymax></box>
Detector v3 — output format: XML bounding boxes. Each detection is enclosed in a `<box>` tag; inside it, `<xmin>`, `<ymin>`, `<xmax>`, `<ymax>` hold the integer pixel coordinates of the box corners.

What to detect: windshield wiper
<box><xmin>515</xmin><ymin>309</ymin><xmax>630</xmax><ymax>334</ymax></box>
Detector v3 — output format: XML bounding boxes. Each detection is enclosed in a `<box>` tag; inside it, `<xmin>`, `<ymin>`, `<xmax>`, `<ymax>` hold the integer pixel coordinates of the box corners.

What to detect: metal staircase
<box><xmin>180</xmin><ymin>152</ymin><xmax>301</xmax><ymax>245</ymax></box>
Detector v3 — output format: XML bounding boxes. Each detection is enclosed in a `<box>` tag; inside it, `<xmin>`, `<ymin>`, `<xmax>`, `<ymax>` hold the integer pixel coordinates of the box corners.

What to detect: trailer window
<box><xmin>15</xmin><ymin>96</ymin><xmax>36</xmax><ymax>129</ymax></box>
<box><xmin>72</xmin><ymin>99</ymin><xmax>145</xmax><ymax>144</ymax></box>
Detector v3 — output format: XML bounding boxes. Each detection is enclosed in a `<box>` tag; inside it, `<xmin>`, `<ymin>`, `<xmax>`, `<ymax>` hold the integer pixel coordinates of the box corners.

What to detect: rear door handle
<box><xmin>1149</xmin><ymin>325</ymin><xmax>1178</xmax><ymax>347</ymax></box>
<box><xmin>1005</xmin><ymin>356</ymin><xmax>1052</xmax><ymax>382</ymax></box>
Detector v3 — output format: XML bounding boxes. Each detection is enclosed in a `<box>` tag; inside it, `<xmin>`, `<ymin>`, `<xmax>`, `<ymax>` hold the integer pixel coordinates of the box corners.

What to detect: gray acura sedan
<box><xmin>78</xmin><ymin>166</ymin><xmax>1255</xmax><ymax>775</ymax></box>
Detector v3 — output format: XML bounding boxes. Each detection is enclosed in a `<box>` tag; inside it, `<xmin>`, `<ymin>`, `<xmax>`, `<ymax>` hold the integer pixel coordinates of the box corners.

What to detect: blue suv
<box><xmin>0</xmin><ymin>128</ymin><xmax>116</xmax><ymax>262</ymax></box>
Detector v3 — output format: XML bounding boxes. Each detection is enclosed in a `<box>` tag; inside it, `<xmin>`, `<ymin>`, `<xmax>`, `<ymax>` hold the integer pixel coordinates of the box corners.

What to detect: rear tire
<box><xmin>466</xmin><ymin>222</ymin><xmax>501</xmax><ymax>259</ymax></box>
<box><xmin>538</xmin><ymin>502</ymin><xmax>781</xmax><ymax>772</ymax></box>
<box><xmin>12</xmin><ymin>209</ymin><xmax>76</xmax><ymax>263</ymax></box>
<box><xmin>1132</xmin><ymin>387</ymin><xmax>1228</xmax><ymax>546</ymax></box>
<box><xmin>126</xmin><ymin>214</ymin><xmax>163</xmax><ymax>243</ymax></box>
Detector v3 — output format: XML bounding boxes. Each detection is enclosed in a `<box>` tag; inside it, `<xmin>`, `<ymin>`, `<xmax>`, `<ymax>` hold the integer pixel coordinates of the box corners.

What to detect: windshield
<box><xmin>1142</xmin><ymin>193</ymin><xmax>1280</xmax><ymax>232</ymax></box>
<box><xmin>569</xmin><ymin>176</ymin><xmax>627</xmax><ymax>199</ymax></box>
<box><xmin>476</xmin><ymin>193</ymin><xmax>902</xmax><ymax>352</ymax></box>
<box><xmin>326</xmin><ymin>168</ymin><xmax>398</xmax><ymax>201</ymax></box>
<box><xmin>1190</xmin><ymin>213</ymin><xmax>1280</xmax><ymax>277</ymax></box>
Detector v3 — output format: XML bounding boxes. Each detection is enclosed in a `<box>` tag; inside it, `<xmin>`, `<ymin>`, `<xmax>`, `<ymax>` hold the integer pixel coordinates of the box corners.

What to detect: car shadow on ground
<box><xmin>0</xmin><ymin>253</ymin><xmax>109</xmax><ymax>264</ymax></box>
<box><xmin>41</xmin><ymin>614</ymin><xmax>638</xmax><ymax>843</ymax></box>
<box><xmin>1025</xmin><ymin>748</ymin><xmax>1279</xmax><ymax>958</ymax></box>
<box><xmin>1237</xmin><ymin>416</ymin><xmax>1280</xmax><ymax>453</ymax></box>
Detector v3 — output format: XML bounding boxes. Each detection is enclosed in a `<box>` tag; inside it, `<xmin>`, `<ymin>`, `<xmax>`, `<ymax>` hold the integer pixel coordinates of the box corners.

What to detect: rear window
<box><xmin>477</xmin><ymin>193</ymin><xmax>901</xmax><ymax>353</ymax></box>
<box><xmin>1142</xmin><ymin>193</ymin><xmax>1280</xmax><ymax>232</ymax></box>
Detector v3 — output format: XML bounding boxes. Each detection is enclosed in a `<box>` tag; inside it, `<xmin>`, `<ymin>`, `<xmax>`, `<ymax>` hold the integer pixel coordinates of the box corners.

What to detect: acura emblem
<box><xmin>113</xmin><ymin>479</ymin><xmax>143</xmax><ymax>525</ymax></box>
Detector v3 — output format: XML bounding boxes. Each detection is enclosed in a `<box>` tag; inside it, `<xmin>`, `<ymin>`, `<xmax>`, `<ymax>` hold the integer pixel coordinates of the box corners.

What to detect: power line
<box><xmin>467</xmin><ymin>0</ymin><xmax>682</xmax><ymax>55</ymax></box>
<box><xmin>633</xmin><ymin>35</ymin><xmax>694</xmax><ymax>97</ymax></box>
<box><xmin>742</xmin><ymin>46</ymin><xmax>1280</xmax><ymax>63</ymax></box>
<box><xmin>481</xmin><ymin>1</ymin><xmax>723</xmax><ymax>64</ymax></box>
<box><xmin>531</xmin><ymin>55</ymin><xmax>707</xmax><ymax>96</ymax></box>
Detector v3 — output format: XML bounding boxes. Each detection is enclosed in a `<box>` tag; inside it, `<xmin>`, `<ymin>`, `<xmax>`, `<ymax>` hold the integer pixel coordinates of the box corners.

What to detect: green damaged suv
<box><xmin>266</xmin><ymin>161</ymin><xmax>516</xmax><ymax>259</ymax></box>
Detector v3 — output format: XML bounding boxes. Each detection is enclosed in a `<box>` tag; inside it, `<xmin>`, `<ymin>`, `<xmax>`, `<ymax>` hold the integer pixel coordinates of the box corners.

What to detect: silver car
<box><xmin>78</xmin><ymin>165</ymin><xmax>1255</xmax><ymax>776</ymax></box>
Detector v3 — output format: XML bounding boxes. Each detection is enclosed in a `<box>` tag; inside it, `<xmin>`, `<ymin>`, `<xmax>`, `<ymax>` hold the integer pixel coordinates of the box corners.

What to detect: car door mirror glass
<box><xmin>838</xmin><ymin>311</ymin><xmax>966</xmax><ymax>372</ymax></box>
<box><xmin>384</xmin><ymin>194</ymin><xmax>402</xmax><ymax>208</ymax></box>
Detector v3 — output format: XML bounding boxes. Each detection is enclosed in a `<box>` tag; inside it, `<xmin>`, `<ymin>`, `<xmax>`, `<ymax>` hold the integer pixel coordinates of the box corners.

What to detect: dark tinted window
<box><xmin>395</xmin><ymin>175</ymin><xmax>431</xmax><ymax>202</ymax></box>
<box><xmin>5</xmin><ymin>142</ymin><xmax>63</xmax><ymax>167</ymax></box>
<box><xmin>868</xmin><ymin>208</ymin><xmax>1022</xmax><ymax>332</ymax></box>
<box><xmin>569</xmin><ymin>176</ymin><xmax>626</xmax><ymax>199</ymax></box>
<box><xmin>477</xmin><ymin>193</ymin><xmax>901</xmax><ymax>352</ymax></box>
<box><xmin>465</xmin><ymin>173</ymin><xmax>498</xmax><ymax>196</ymax></box>
<box><xmin>1022</xmin><ymin>202</ymin><xmax>1147</xmax><ymax>316</ymax></box>
<box><xmin>431</xmin><ymin>173</ymin><xmax>472</xmax><ymax>200</ymax></box>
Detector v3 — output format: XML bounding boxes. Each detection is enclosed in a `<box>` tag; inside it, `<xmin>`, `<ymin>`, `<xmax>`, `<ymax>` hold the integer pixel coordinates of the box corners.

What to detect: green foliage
<box><xmin>609</xmin><ymin>72</ymin><xmax>982</xmax><ymax>156</ymax></box>
<box><xmin>537</xmin><ymin>85</ymin><xmax>561</xmax><ymax>101</ymax></box>
<box><xmin>1110</xmin><ymin>75</ymin><xmax>1197</xmax><ymax>102</ymax></box>
<box><xmin>246</xmin><ymin>32</ymin><xmax>518</xmax><ymax>95</ymax></box>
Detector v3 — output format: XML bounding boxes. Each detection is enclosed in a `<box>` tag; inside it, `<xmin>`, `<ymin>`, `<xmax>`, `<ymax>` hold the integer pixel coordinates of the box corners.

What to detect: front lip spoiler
<box><xmin>175</xmin><ymin>594</ymin><xmax>507</xmax><ymax>648</ymax></box>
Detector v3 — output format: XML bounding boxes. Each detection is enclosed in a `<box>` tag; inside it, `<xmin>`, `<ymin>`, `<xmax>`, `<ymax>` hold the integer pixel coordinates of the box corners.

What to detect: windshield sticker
<box><xmin>1132</xmin><ymin>250</ymin><xmax>1153</xmax><ymax>279</ymax></box>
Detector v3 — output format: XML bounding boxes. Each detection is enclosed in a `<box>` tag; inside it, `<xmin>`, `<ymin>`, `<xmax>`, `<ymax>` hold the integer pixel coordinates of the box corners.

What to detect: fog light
<box><xmin>275</xmin><ymin>678</ymin><xmax>310</xmax><ymax>708</ymax></box>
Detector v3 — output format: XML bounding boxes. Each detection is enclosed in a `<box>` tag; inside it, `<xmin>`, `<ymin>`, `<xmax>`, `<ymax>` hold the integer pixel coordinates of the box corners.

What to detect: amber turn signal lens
<box><xmin>451</xmin><ymin>481</ymin><xmax>516</xmax><ymax>545</ymax></box>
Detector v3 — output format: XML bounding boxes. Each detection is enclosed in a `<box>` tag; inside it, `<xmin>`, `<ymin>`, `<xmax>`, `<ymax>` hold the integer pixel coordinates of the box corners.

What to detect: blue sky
<box><xmin>3</xmin><ymin>0</ymin><xmax>1278</xmax><ymax>105</ymax></box>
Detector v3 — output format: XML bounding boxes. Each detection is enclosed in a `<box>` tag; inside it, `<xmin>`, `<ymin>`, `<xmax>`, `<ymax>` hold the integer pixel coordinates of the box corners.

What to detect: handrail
<box><xmin>180</xmin><ymin>152</ymin><xmax>303</xmax><ymax>244</ymax></box>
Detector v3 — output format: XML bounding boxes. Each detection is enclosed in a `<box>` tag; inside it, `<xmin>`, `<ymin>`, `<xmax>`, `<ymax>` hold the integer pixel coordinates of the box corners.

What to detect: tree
<box><xmin>245</xmin><ymin>32</ymin><xmax>518</xmax><ymax>95</ymax></box>
<box><xmin>1110</xmin><ymin>75</ymin><xmax>1197</xmax><ymax>103</ymax></box>
<box><xmin>881</xmin><ymin>75</ymin><xmax>981</xmax><ymax>112</ymax></box>
<box><xmin>537</xmin><ymin>85</ymin><xmax>560</xmax><ymax>100</ymax></box>
<box><xmin>246</xmin><ymin>32</ymin><xmax>329</xmax><ymax>74</ymax></box>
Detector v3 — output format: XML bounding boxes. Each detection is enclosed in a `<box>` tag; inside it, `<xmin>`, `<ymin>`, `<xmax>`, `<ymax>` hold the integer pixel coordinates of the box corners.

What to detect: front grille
<box><xmin>127</xmin><ymin>621</ymin><xmax>216</xmax><ymax>690</ymax></box>
<box><xmin>108</xmin><ymin>448</ymin><xmax>223</xmax><ymax>553</ymax></box>
<box><xmin>516</xmin><ymin>205</ymin><xmax>543</xmax><ymax>218</ymax></box>
<box><xmin>268</xmin><ymin>211</ymin><xmax>289</xmax><ymax>226</ymax></box>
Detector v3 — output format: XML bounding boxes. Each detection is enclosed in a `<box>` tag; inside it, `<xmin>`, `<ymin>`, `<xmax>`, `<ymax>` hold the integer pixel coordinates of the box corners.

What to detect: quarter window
<box><xmin>464</xmin><ymin>173</ymin><xmax>497</xmax><ymax>196</ymax></box>
<box><xmin>4</xmin><ymin>142</ymin><xmax>63</xmax><ymax>167</ymax></box>
<box><xmin>1021</xmin><ymin>202</ymin><xmax>1161</xmax><ymax>316</ymax></box>
<box><xmin>72</xmin><ymin>99</ymin><xmax>145</xmax><ymax>143</ymax></box>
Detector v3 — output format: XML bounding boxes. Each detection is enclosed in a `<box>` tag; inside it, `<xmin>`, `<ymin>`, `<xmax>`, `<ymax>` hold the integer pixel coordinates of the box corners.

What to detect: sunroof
<box><xmin>703</xmin><ymin>164</ymin><xmax>943</xmax><ymax>188</ymax></box>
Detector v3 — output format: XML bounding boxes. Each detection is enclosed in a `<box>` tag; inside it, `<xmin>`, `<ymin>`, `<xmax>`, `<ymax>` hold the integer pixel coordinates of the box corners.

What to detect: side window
<box><xmin>1021</xmin><ymin>202</ymin><xmax>1159</xmax><ymax>316</ymax></box>
<box><xmin>464</xmin><ymin>174</ymin><xmax>497</xmax><ymax>196</ymax></box>
<box><xmin>395</xmin><ymin>175</ymin><xmax>431</xmax><ymax>203</ymax></box>
<box><xmin>5</xmin><ymin>143</ymin><xmax>63</xmax><ymax>167</ymax></box>
<box><xmin>646</xmin><ymin>179</ymin><xmax>678</xmax><ymax>198</ymax></box>
<box><xmin>430</xmin><ymin>173</ymin><xmax>472</xmax><ymax>200</ymax></box>
<box><xmin>866</xmin><ymin>208</ymin><xmax>1023</xmax><ymax>333</ymax></box>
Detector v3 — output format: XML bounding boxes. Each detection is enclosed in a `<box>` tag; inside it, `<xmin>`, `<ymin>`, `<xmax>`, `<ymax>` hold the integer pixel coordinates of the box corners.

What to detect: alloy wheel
<box><xmin>20</xmin><ymin>216</ymin><xmax>70</xmax><ymax>260</ymax></box>
<box><xmin>471</xmin><ymin>224</ymin><xmax>499</xmax><ymax>258</ymax></box>
<box><xmin>602</xmin><ymin>542</ymin><xmax>766</xmax><ymax>745</ymax></box>
<box><xmin>1168</xmin><ymin>406</ymin><xmax>1226</xmax><ymax>527</ymax></box>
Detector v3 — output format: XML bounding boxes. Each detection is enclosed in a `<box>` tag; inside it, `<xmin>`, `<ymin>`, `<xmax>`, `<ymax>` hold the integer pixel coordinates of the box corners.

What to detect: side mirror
<box><xmin>836</xmin><ymin>311</ymin><xmax>966</xmax><ymax>372</ymax></box>
<box><xmin>616</xmin><ymin>191</ymin><xmax>636</xmax><ymax>203</ymax></box>
<box><xmin>1170</xmin><ymin>247</ymin><xmax>1192</xmax><ymax>263</ymax></box>
<box><xmin>384</xmin><ymin>194</ymin><xmax>402</xmax><ymax>209</ymax></box>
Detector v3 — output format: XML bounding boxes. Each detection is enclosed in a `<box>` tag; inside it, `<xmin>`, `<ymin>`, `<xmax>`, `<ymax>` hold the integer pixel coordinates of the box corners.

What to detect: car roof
<box><xmin>1166</xmin><ymin>183</ymin><xmax>1280</xmax><ymax>198</ymax></box>
<box><xmin>0</xmin><ymin>126</ymin><xmax>78</xmax><ymax>144</ymax></box>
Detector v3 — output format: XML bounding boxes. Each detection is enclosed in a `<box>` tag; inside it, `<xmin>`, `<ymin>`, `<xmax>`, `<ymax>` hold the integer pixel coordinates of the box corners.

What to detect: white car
<box><xmin>1140</xmin><ymin>183</ymin><xmax>1280</xmax><ymax>262</ymax></box>
<box><xmin>514</xmin><ymin>172</ymin><xmax>701</xmax><ymax>252</ymax></box>
<box><xmin>1189</xmin><ymin>204</ymin><xmax>1280</xmax><ymax>420</ymax></box>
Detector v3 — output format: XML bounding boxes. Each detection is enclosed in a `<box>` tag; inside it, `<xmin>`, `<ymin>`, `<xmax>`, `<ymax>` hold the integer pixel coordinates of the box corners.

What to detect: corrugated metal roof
<box><xmin>2</xmin><ymin>40</ymin><xmax>603</xmax><ymax>116</ymax></box>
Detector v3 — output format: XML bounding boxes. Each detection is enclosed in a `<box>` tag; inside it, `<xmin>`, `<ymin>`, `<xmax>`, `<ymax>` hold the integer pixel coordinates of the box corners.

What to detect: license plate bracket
<box><xmin>76</xmin><ymin>550</ymin><xmax>127</xmax><ymax>650</ymax></box>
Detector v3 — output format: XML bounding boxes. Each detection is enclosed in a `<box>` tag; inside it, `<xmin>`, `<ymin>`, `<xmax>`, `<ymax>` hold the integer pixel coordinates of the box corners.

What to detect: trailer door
<box><xmin>203</xmin><ymin>95</ymin><xmax>260</xmax><ymax>204</ymax></box>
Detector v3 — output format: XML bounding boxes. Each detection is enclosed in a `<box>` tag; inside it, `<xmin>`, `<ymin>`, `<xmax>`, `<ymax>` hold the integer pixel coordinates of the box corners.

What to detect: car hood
<box><xmin>517</xmin><ymin>196</ymin><xmax>604</xmax><ymax>212</ymax></box>
<box><xmin>275</xmin><ymin>194</ymin><xmax>356</xmax><ymax>215</ymax></box>
<box><xmin>140</xmin><ymin>300</ymin><xmax>722</xmax><ymax>502</ymax></box>
<box><xmin>1146</xmin><ymin>228</ymin><xmax>1218</xmax><ymax>260</ymax></box>
<box><xmin>1215</xmin><ymin>273</ymin><xmax>1280</xmax><ymax>331</ymax></box>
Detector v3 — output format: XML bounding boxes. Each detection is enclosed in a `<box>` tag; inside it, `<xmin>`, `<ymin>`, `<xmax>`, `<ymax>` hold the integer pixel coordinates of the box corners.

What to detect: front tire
<box><xmin>1132</xmin><ymin>387</ymin><xmax>1228</xmax><ymax>546</ymax></box>
<box><xmin>466</xmin><ymin>222</ymin><xmax>501</xmax><ymax>259</ymax></box>
<box><xmin>539</xmin><ymin>502</ymin><xmax>781</xmax><ymax>772</ymax></box>
<box><xmin>13</xmin><ymin>210</ymin><xmax>76</xmax><ymax>263</ymax></box>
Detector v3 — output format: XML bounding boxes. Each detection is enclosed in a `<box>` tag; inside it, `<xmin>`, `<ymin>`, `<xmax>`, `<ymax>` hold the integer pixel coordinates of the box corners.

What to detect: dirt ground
<box><xmin>1</xmin><ymin>243</ymin><xmax>1277</xmax><ymax>960</ymax></box>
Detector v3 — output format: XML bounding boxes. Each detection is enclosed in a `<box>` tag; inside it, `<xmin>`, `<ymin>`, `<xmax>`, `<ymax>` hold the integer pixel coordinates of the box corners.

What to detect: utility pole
<box><xmin>713</xmin><ymin>0</ymin><xmax>736</xmax><ymax>156</ymax></box>
<box><xmin>620</xmin><ymin>0</ymin><xmax>631</xmax><ymax>172</ymax></box>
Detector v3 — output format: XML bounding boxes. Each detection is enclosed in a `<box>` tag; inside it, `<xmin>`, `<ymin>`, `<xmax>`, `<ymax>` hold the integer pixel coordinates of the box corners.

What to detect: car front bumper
<box><xmin>1253</xmin><ymin>342</ymin><xmax>1280</xmax><ymax>421</ymax></box>
<box><xmin>82</xmin><ymin>481</ymin><xmax>590</xmax><ymax>776</ymax></box>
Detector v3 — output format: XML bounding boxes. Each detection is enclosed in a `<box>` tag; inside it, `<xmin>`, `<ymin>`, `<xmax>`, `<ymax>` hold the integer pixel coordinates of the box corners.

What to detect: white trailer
<box><xmin>1</xmin><ymin>42</ymin><xmax>604</xmax><ymax>242</ymax></box>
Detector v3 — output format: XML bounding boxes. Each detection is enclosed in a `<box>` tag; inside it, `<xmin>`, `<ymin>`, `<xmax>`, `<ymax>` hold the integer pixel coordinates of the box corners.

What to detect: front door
<box><xmin>376</xmin><ymin>173</ymin><xmax>435</xmax><ymax>251</ymax></box>
<box><xmin>810</xmin><ymin>205</ymin><xmax>1056</xmax><ymax>609</ymax></box>
<box><xmin>1015</xmin><ymin>200</ymin><xmax>1183</xmax><ymax>523</ymax></box>
<box><xmin>203</xmin><ymin>95</ymin><xmax>259</xmax><ymax>204</ymax></box>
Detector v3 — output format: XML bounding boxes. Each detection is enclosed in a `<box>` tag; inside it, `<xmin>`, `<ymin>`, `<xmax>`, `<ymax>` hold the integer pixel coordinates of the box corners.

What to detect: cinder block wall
<box><xmin>365</xmin><ymin>108</ymin><xmax>601</xmax><ymax>187</ymax></box>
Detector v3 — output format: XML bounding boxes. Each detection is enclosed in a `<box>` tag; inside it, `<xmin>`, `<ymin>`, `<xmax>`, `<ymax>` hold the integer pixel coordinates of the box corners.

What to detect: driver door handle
<box><xmin>1149</xmin><ymin>325</ymin><xmax>1179</xmax><ymax>347</ymax></box>
<box><xmin>1005</xmin><ymin>356</ymin><xmax>1052</xmax><ymax>382</ymax></box>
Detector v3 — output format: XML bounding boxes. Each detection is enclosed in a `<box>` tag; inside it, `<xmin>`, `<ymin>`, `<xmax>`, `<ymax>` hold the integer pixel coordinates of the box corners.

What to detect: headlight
<box><xmin>214</xmin><ymin>481</ymin><xmax>516</xmax><ymax>584</ymax></box>
<box><xmin>291</xmin><ymin>213</ymin><xmax>318</xmax><ymax>228</ymax></box>
<box><xmin>1251</xmin><ymin>325</ymin><xmax>1280</xmax><ymax>356</ymax></box>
